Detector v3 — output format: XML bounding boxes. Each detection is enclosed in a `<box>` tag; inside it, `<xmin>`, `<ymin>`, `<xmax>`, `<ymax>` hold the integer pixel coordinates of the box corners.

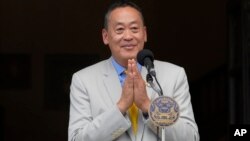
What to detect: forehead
<box><xmin>108</xmin><ymin>6</ymin><xmax>143</xmax><ymax>25</ymax></box>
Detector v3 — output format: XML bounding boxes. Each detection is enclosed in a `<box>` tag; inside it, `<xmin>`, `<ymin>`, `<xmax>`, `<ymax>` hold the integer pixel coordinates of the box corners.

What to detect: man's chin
<box><xmin>122</xmin><ymin>52</ymin><xmax>138</xmax><ymax>59</ymax></box>
<box><xmin>123</xmin><ymin>55</ymin><xmax>137</xmax><ymax>60</ymax></box>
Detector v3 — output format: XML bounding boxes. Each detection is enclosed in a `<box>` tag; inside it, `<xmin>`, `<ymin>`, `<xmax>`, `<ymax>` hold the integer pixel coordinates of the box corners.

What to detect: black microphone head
<box><xmin>137</xmin><ymin>49</ymin><xmax>154</xmax><ymax>66</ymax></box>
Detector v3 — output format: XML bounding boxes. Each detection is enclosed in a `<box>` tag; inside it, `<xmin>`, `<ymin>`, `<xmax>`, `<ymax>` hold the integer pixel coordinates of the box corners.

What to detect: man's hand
<box><xmin>117</xmin><ymin>59</ymin><xmax>134</xmax><ymax>114</ymax></box>
<box><xmin>131</xmin><ymin>59</ymin><xmax>150</xmax><ymax>113</ymax></box>
<box><xmin>117</xmin><ymin>59</ymin><xmax>150</xmax><ymax>114</ymax></box>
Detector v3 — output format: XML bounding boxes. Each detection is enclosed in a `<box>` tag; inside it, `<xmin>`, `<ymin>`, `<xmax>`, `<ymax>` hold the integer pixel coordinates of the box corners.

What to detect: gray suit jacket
<box><xmin>68</xmin><ymin>58</ymin><xmax>199</xmax><ymax>141</ymax></box>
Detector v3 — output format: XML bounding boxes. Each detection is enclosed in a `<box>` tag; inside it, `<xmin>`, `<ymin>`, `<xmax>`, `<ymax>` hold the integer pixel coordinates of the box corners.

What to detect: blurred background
<box><xmin>0</xmin><ymin>0</ymin><xmax>249</xmax><ymax>140</ymax></box>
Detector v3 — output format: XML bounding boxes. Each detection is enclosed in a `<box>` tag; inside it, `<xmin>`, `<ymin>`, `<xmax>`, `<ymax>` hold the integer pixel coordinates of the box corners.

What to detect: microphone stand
<box><xmin>146</xmin><ymin>74</ymin><xmax>165</xmax><ymax>141</ymax></box>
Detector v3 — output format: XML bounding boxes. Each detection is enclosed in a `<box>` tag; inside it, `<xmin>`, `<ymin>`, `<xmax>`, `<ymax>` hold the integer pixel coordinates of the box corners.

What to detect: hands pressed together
<box><xmin>117</xmin><ymin>59</ymin><xmax>151</xmax><ymax>115</ymax></box>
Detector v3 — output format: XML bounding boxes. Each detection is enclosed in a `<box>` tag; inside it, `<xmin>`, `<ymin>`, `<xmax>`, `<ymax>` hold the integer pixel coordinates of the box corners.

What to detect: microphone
<box><xmin>137</xmin><ymin>49</ymin><xmax>156</xmax><ymax>77</ymax></box>
<box><xmin>137</xmin><ymin>50</ymin><xmax>180</xmax><ymax>141</ymax></box>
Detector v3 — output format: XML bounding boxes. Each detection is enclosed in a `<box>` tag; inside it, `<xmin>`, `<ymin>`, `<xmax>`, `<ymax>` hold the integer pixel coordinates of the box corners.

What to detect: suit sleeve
<box><xmin>68</xmin><ymin>73</ymin><xmax>131</xmax><ymax>141</ymax></box>
<box><xmin>145</xmin><ymin>68</ymin><xmax>200</xmax><ymax>141</ymax></box>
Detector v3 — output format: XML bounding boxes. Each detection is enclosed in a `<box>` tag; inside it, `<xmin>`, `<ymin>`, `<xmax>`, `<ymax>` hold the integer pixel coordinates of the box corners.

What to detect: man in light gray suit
<box><xmin>68</xmin><ymin>1</ymin><xmax>199</xmax><ymax>141</ymax></box>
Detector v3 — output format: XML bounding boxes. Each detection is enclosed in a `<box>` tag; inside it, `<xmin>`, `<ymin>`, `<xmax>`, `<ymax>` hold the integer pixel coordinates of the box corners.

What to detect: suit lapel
<box><xmin>103</xmin><ymin>58</ymin><xmax>122</xmax><ymax>105</ymax></box>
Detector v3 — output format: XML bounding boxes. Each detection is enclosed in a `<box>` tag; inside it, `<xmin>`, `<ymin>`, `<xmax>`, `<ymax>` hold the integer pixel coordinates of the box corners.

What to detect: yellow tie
<box><xmin>129</xmin><ymin>103</ymin><xmax>139</xmax><ymax>135</ymax></box>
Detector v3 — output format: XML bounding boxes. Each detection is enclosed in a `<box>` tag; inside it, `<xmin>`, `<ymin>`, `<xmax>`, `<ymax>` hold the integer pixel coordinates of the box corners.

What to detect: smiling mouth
<box><xmin>121</xmin><ymin>45</ymin><xmax>136</xmax><ymax>49</ymax></box>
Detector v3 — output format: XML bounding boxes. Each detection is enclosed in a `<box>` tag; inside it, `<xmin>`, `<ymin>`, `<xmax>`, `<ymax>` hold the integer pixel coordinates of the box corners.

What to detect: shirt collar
<box><xmin>111</xmin><ymin>57</ymin><xmax>142</xmax><ymax>75</ymax></box>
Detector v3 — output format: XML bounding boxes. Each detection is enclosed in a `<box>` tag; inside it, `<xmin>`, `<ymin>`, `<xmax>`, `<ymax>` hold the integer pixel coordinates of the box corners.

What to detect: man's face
<box><xmin>102</xmin><ymin>6</ymin><xmax>147</xmax><ymax>66</ymax></box>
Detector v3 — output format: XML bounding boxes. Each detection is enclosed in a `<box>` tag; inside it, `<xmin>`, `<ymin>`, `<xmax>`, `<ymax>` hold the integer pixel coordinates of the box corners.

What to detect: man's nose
<box><xmin>123</xmin><ymin>30</ymin><xmax>133</xmax><ymax>40</ymax></box>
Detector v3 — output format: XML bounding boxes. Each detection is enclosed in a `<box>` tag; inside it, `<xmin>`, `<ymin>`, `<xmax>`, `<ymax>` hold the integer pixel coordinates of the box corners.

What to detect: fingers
<box><xmin>129</xmin><ymin>59</ymin><xmax>149</xmax><ymax>112</ymax></box>
<box><xmin>131</xmin><ymin>59</ymin><xmax>139</xmax><ymax>74</ymax></box>
<box><xmin>118</xmin><ymin>58</ymin><xmax>149</xmax><ymax>114</ymax></box>
<box><xmin>125</xmin><ymin>60</ymin><xmax>134</xmax><ymax>87</ymax></box>
<box><xmin>127</xmin><ymin>59</ymin><xmax>133</xmax><ymax>75</ymax></box>
<box><xmin>118</xmin><ymin>59</ymin><xmax>134</xmax><ymax>114</ymax></box>
<box><xmin>128</xmin><ymin>59</ymin><xmax>140</xmax><ymax>79</ymax></box>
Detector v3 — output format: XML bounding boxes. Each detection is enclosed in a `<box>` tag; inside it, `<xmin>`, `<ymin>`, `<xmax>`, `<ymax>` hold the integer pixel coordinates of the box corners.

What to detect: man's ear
<box><xmin>102</xmin><ymin>28</ymin><xmax>109</xmax><ymax>45</ymax></box>
<box><xmin>144</xmin><ymin>26</ymin><xmax>147</xmax><ymax>42</ymax></box>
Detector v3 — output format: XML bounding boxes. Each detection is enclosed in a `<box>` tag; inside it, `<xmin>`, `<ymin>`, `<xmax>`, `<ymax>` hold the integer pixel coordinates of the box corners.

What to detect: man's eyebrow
<box><xmin>114</xmin><ymin>22</ymin><xmax>124</xmax><ymax>26</ymax></box>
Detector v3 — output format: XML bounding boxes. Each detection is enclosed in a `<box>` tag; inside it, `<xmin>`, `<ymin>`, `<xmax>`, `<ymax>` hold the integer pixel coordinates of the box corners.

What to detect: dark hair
<box><xmin>104</xmin><ymin>1</ymin><xmax>145</xmax><ymax>29</ymax></box>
